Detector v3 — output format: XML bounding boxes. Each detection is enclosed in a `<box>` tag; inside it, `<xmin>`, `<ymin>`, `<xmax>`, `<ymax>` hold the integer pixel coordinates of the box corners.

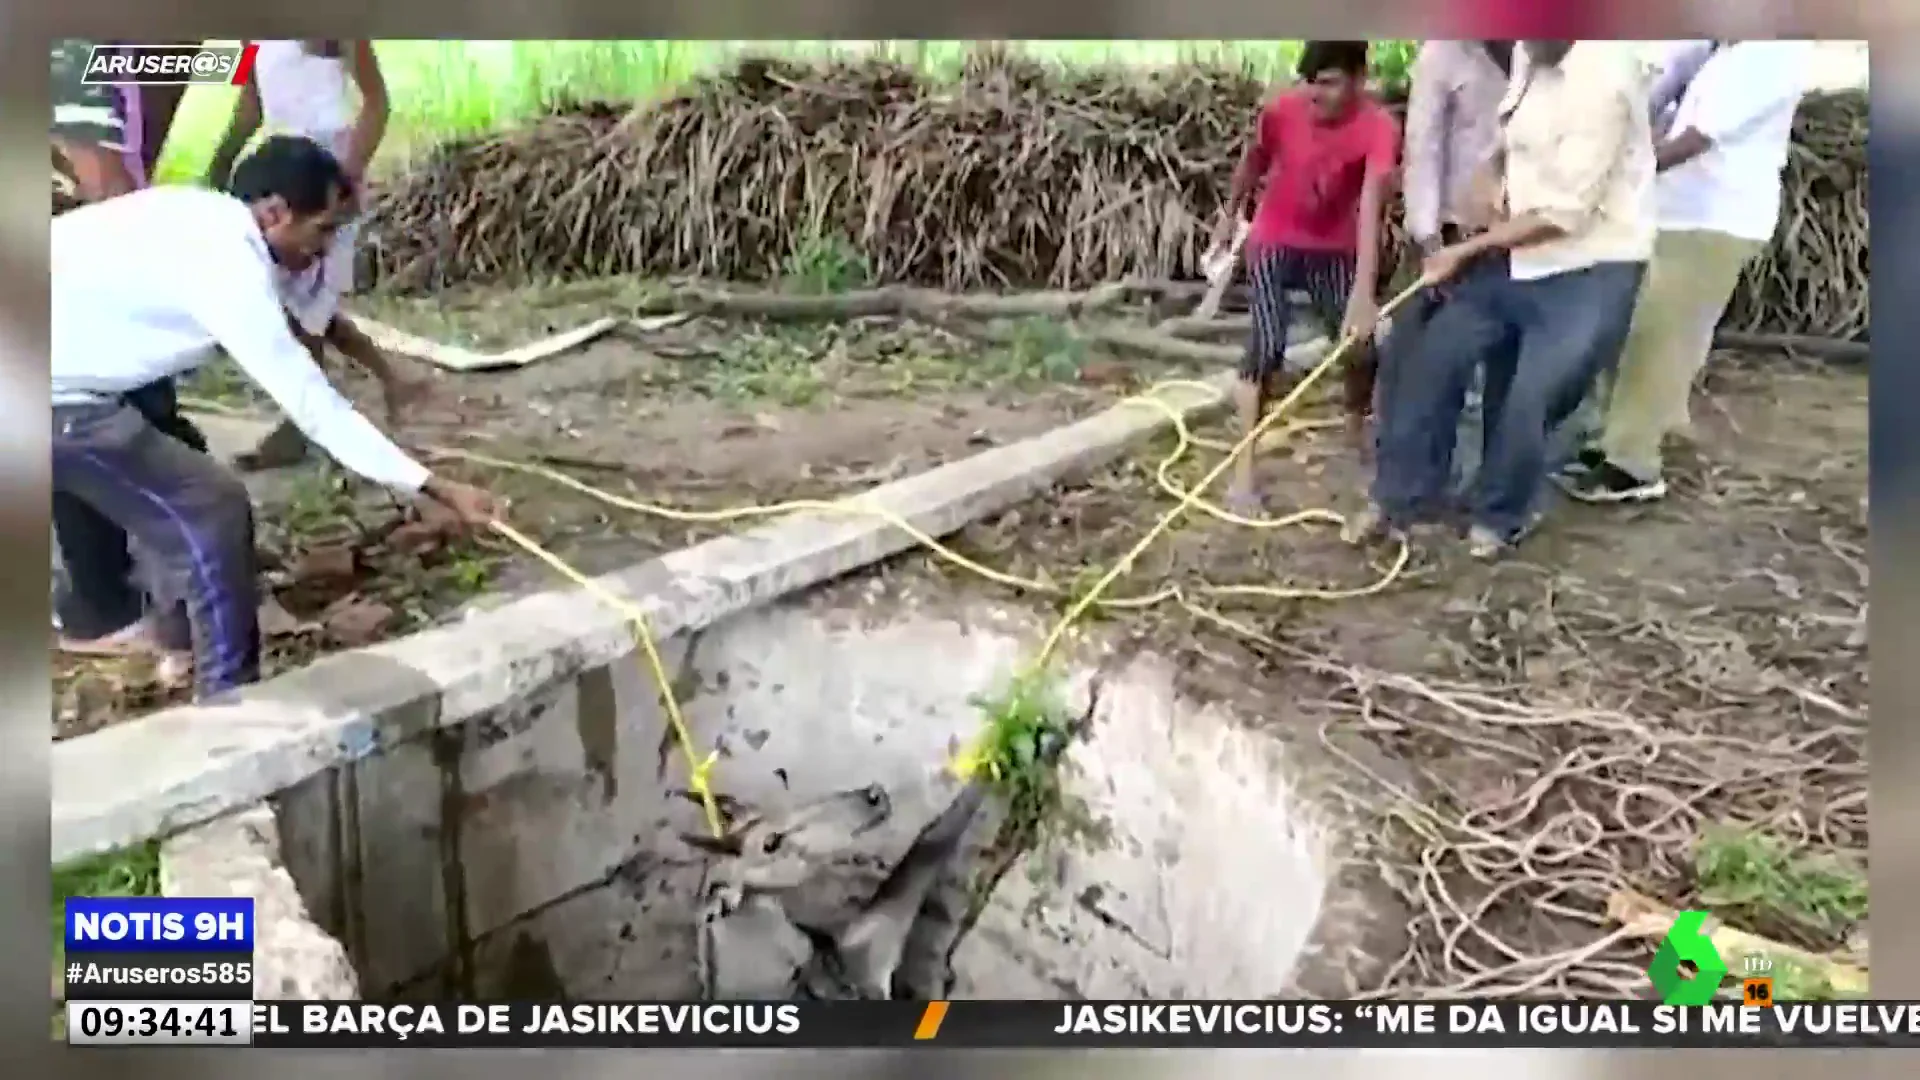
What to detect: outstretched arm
<box><xmin>190</xmin><ymin>230</ymin><xmax>499</xmax><ymax>524</ymax></box>
<box><xmin>1352</xmin><ymin>114</ymin><xmax>1398</xmax><ymax>305</ymax></box>
<box><xmin>324</xmin><ymin>314</ymin><xmax>432</xmax><ymax>424</ymax></box>
<box><xmin>340</xmin><ymin>41</ymin><xmax>389</xmax><ymax>181</ymax></box>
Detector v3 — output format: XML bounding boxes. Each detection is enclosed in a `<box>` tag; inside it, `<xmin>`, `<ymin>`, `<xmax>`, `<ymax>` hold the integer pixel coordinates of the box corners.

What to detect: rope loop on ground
<box><xmin>950</xmin><ymin>280</ymin><xmax>1426</xmax><ymax>779</ymax></box>
<box><xmin>350</xmin><ymin>280</ymin><xmax>1424</xmax><ymax>830</ymax></box>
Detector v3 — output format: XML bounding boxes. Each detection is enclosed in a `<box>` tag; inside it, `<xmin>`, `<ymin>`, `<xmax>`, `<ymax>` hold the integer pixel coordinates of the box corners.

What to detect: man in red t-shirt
<box><xmin>1208</xmin><ymin>41</ymin><xmax>1399</xmax><ymax>512</ymax></box>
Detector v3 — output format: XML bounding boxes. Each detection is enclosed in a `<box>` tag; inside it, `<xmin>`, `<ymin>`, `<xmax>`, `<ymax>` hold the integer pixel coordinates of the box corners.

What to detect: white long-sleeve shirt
<box><xmin>1656</xmin><ymin>41</ymin><xmax>1812</xmax><ymax>242</ymax></box>
<box><xmin>1402</xmin><ymin>42</ymin><xmax>1512</xmax><ymax>245</ymax></box>
<box><xmin>1645</xmin><ymin>41</ymin><xmax>1718</xmax><ymax>136</ymax></box>
<box><xmin>51</xmin><ymin>185</ymin><xmax>429</xmax><ymax>494</ymax></box>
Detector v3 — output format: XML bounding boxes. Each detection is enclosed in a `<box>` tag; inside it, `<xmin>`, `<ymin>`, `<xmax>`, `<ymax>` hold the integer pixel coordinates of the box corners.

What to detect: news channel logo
<box><xmin>1648</xmin><ymin>910</ymin><xmax>1774</xmax><ymax>1005</ymax></box>
<box><xmin>65</xmin><ymin>896</ymin><xmax>255</xmax><ymax>952</ymax></box>
<box><xmin>77</xmin><ymin>43</ymin><xmax>257</xmax><ymax>86</ymax></box>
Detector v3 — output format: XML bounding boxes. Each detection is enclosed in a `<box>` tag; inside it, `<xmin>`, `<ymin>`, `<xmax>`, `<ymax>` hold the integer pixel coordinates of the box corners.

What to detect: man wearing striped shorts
<box><xmin>1207</xmin><ymin>41</ymin><xmax>1398</xmax><ymax>513</ymax></box>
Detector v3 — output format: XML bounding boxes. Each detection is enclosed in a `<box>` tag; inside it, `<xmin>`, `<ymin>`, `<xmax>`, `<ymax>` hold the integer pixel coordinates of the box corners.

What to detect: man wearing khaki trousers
<box><xmin>1558</xmin><ymin>40</ymin><xmax>1812</xmax><ymax>503</ymax></box>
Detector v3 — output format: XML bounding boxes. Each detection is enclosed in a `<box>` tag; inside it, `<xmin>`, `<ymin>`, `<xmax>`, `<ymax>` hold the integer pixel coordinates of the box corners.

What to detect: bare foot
<box><xmin>1341</xmin><ymin>503</ymin><xmax>1392</xmax><ymax>545</ymax></box>
<box><xmin>1347</xmin><ymin>415</ymin><xmax>1375</xmax><ymax>463</ymax></box>
<box><xmin>1224</xmin><ymin>480</ymin><xmax>1263</xmax><ymax>518</ymax></box>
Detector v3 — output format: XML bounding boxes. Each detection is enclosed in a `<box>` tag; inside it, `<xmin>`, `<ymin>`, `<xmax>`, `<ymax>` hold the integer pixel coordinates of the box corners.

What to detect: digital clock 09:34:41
<box><xmin>66</xmin><ymin>1000</ymin><xmax>253</xmax><ymax>1046</ymax></box>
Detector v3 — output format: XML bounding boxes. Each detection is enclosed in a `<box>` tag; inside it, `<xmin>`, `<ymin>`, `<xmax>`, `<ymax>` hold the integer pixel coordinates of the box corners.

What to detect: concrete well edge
<box><xmin>53</xmin><ymin>363</ymin><xmax>1327</xmax><ymax>864</ymax></box>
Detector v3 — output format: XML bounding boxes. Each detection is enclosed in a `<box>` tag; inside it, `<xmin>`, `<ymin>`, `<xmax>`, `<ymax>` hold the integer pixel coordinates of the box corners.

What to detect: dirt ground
<box><xmin>53</xmin><ymin>279</ymin><xmax>1211</xmax><ymax>737</ymax></box>
<box><xmin>875</xmin><ymin>348</ymin><xmax>1868</xmax><ymax>1000</ymax></box>
<box><xmin>53</xmin><ymin>280</ymin><xmax>1867</xmax><ymax>1002</ymax></box>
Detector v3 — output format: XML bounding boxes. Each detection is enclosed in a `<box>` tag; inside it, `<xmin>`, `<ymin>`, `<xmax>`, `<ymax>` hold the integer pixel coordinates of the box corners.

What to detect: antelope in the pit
<box><xmin>679</xmin><ymin>783</ymin><xmax>895</xmax><ymax>999</ymax></box>
<box><xmin>698</xmin><ymin>680</ymin><xmax>1104</xmax><ymax>1000</ymax></box>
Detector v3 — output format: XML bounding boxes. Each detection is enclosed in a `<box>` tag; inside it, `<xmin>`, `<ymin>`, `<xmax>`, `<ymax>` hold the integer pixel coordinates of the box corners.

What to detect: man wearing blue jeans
<box><xmin>53</xmin><ymin>136</ymin><xmax>504</xmax><ymax>699</ymax></box>
<box><xmin>1363</xmin><ymin>40</ymin><xmax>1512</xmax><ymax>530</ymax></box>
<box><xmin>51</xmin><ymin>38</ymin><xmax>209</xmax><ymax>658</ymax></box>
<box><xmin>1355</xmin><ymin>40</ymin><xmax>1655</xmax><ymax>559</ymax></box>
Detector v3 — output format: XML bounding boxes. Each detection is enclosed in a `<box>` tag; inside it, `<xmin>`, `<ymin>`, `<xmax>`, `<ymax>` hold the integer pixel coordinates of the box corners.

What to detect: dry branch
<box><xmin>355</xmin><ymin>314</ymin><xmax>632</xmax><ymax>372</ymax></box>
<box><xmin>1608</xmin><ymin>889</ymin><xmax>1869</xmax><ymax>995</ymax></box>
<box><xmin>625</xmin><ymin>282</ymin><xmax>1133</xmax><ymax>321</ymax></box>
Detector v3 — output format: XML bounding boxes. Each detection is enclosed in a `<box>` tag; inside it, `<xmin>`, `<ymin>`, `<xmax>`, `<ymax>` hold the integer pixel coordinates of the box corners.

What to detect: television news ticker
<box><xmin>60</xmin><ymin>899</ymin><xmax>1916</xmax><ymax>1048</ymax></box>
<box><xmin>235</xmin><ymin>999</ymin><xmax>1920</xmax><ymax>1047</ymax></box>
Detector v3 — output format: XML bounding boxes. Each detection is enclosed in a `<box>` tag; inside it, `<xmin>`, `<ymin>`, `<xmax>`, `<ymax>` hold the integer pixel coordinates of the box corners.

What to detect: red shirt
<box><xmin>1246</xmin><ymin>90</ymin><xmax>1399</xmax><ymax>254</ymax></box>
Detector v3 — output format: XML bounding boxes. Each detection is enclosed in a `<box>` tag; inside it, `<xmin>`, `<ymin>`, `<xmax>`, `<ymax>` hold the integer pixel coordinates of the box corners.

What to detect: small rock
<box><xmin>321</xmin><ymin>596</ymin><xmax>394</xmax><ymax>647</ymax></box>
<box><xmin>292</xmin><ymin>545</ymin><xmax>358</xmax><ymax>586</ymax></box>
<box><xmin>1078</xmin><ymin>359</ymin><xmax>1133</xmax><ymax>386</ymax></box>
<box><xmin>386</xmin><ymin>519</ymin><xmax>449</xmax><ymax>556</ymax></box>
<box><xmin>258</xmin><ymin>596</ymin><xmax>315</xmax><ymax>638</ymax></box>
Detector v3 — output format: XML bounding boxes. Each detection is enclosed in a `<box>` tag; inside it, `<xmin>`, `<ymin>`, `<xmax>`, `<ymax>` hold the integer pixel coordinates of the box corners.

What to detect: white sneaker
<box><xmin>1466</xmin><ymin>526</ymin><xmax>1507</xmax><ymax>560</ymax></box>
<box><xmin>57</xmin><ymin>621</ymin><xmax>156</xmax><ymax>657</ymax></box>
<box><xmin>155</xmin><ymin>652</ymin><xmax>193</xmax><ymax>688</ymax></box>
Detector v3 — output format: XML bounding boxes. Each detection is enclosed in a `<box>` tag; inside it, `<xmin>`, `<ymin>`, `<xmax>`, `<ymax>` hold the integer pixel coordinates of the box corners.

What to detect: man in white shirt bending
<box><xmin>1559</xmin><ymin>40</ymin><xmax>1812</xmax><ymax>503</ymax></box>
<box><xmin>205</xmin><ymin>40</ymin><xmax>425</xmax><ymax>466</ymax></box>
<box><xmin>53</xmin><ymin>134</ymin><xmax>503</xmax><ymax>700</ymax></box>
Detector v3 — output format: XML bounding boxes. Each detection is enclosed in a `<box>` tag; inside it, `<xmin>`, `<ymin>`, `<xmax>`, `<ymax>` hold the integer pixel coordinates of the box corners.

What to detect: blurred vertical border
<box><xmin>5</xmin><ymin>5</ymin><xmax>1902</xmax><ymax>1080</ymax></box>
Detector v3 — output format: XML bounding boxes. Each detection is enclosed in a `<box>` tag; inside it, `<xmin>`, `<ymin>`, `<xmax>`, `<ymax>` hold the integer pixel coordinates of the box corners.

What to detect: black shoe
<box><xmin>1556</xmin><ymin>459</ymin><xmax>1668</xmax><ymax>504</ymax></box>
<box><xmin>1558</xmin><ymin>446</ymin><xmax>1607</xmax><ymax>480</ymax></box>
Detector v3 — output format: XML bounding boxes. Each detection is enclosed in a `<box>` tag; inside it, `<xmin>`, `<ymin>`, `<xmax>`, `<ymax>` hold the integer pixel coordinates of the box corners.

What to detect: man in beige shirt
<box><xmin>1359</xmin><ymin>40</ymin><xmax>1654</xmax><ymax>558</ymax></box>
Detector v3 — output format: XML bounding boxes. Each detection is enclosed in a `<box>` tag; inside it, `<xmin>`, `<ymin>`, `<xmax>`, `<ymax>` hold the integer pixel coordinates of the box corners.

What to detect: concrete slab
<box><xmin>159</xmin><ymin>805</ymin><xmax>359</xmax><ymax>999</ymax></box>
<box><xmin>53</xmin><ymin>371</ymin><xmax>1280</xmax><ymax>863</ymax></box>
<box><xmin>368</xmin><ymin>604</ymin><xmax>1331</xmax><ymax>999</ymax></box>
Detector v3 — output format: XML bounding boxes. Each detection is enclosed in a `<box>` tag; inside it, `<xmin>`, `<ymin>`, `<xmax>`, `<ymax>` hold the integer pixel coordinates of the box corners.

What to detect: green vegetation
<box><xmin>155</xmin><ymin>39</ymin><xmax>1418</xmax><ymax>183</ymax></box>
<box><xmin>1695</xmin><ymin>823</ymin><xmax>1868</xmax><ymax>1001</ymax></box>
<box><xmin>966</xmin><ymin>672</ymin><xmax>1108</xmax><ymax>876</ymax></box>
<box><xmin>780</xmin><ymin>231</ymin><xmax>873</xmax><ymax>296</ymax></box>
<box><xmin>53</xmin><ymin>842</ymin><xmax>162</xmax><ymax>1001</ymax></box>
<box><xmin>1696</xmin><ymin>824</ymin><xmax>1868</xmax><ymax>940</ymax></box>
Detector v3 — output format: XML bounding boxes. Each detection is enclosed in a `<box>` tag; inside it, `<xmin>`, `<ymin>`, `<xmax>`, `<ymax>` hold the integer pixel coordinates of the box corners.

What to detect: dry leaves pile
<box><xmin>358</xmin><ymin>54</ymin><xmax>1868</xmax><ymax>340</ymax></box>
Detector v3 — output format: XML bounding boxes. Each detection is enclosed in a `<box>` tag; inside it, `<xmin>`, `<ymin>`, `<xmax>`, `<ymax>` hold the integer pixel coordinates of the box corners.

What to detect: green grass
<box><xmin>1695</xmin><ymin>824</ymin><xmax>1868</xmax><ymax>940</ymax></box>
<box><xmin>1694</xmin><ymin>824</ymin><xmax>1868</xmax><ymax>1000</ymax></box>
<box><xmin>53</xmin><ymin>843</ymin><xmax>162</xmax><ymax>1004</ymax></box>
<box><xmin>155</xmin><ymin>39</ymin><xmax>1414</xmax><ymax>183</ymax></box>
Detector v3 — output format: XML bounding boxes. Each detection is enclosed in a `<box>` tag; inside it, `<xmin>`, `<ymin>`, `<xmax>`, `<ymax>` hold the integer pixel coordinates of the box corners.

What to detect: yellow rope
<box><xmin>947</xmin><ymin>280</ymin><xmax>1427</xmax><ymax>778</ymax></box>
<box><xmin>485</xmin><ymin>520</ymin><xmax>727</xmax><ymax>838</ymax></box>
<box><xmin>218</xmin><ymin>281</ymin><xmax>1429</xmax><ymax>830</ymax></box>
